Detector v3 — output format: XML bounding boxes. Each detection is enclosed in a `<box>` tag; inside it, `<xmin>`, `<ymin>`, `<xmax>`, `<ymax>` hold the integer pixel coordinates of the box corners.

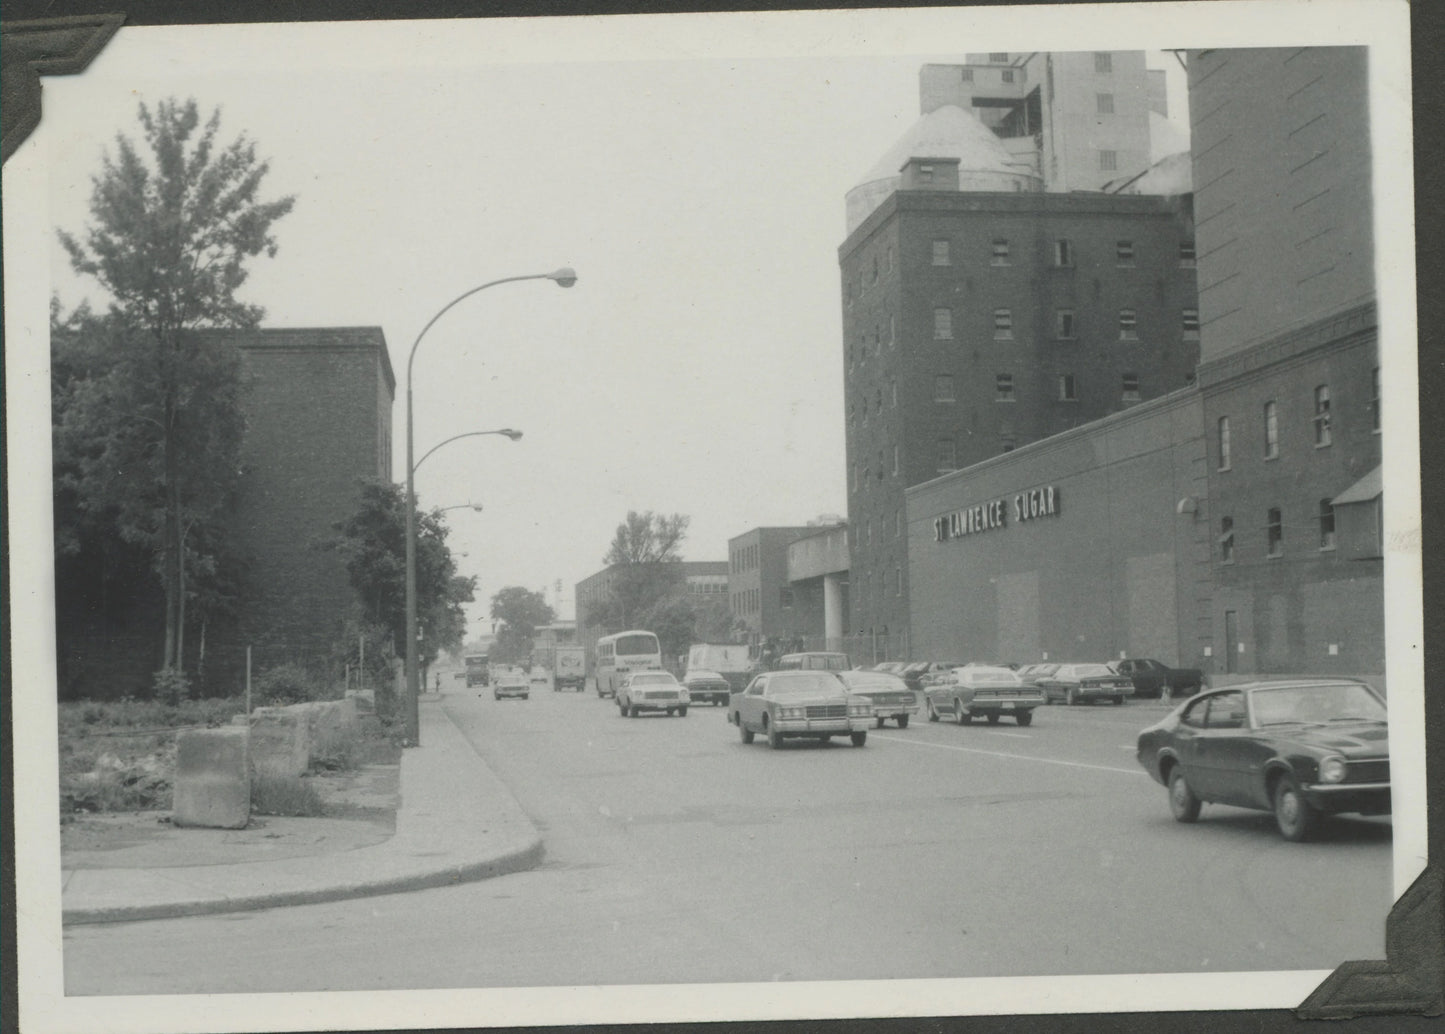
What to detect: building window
<box><xmin>1119</xmin><ymin>308</ymin><xmax>1137</xmax><ymax>340</ymax></box>
<box><xmin>1099</xmin><ymin>149</ymin><xmax>1118</xmax><ymax>171</ymax></box>
<box><xmin>1097</xmin><ymin>93</ymin><xmax>1115</xmax><ymax>115</ymax></box>
<box><xmin>876</xmin><ymin>449</ymin><xmax>885</xmax><ymax>480</ymax></box>
<box><xmin>896</xmin><ymin>566</ymin><xmax>904</xmax><ymax>597</ymax></box>
<box><xmin>934</xmin><ymin>374</ymin><xmax>956</xmax><ymax>402</ymax></box>
<box><xmin>1266</xmin><ymin>507</ymin><xmax>1283</xmax><ymax>557</ymax></box>
<box><xmin>1095</xmin><ymin>52</ymin><xmax>1113</xmax><ymax>73</ymax></box>
<box><xmin>1319</xmin><ymin>499</ymin><xmax>1336</xmax><ymax>550</ymax></box>
<box><xmin>1055</xmin><ymin>239</ymin><xmax>1074</xmax><ymax>266</ymax></box>
<box><xmin>886</xmin><ymin>246</ymin><xmax>895</xmax><ymax>272</ymax></box>
<box><xmin>1116</xmin><ymin>240</ymin><xmax>1135</xmax><ymax>265</ymax></box>
<box><xmin>1183</xmin><ymin>308</ymin><xmax>1200</xmax><ymax>340</ymax></box>
<box><xmin>996</xmin><ymin>373</ymin><xmax>1015</xmax><ymax>401</ymax></box>
<box><xmin>1313</xmin><ymin>385</ymin><xmax>1332</xmax><ymax>446</ymax></box>
<box><xmin>1219</xmin><ymin>516</ymin><xmax>1235</xmax><ymax>563</ymax></box>
<box><xmin>874</xmin><ymin>387</ymin><xmax>882</xmax><ymax>414</ymax></box>
<box><xmin>1122</xmin><ymin>373</ymin><xmax>1140</xmax><ymax>401</ymax></box>
<box><xmin>934</xmin><ymin>307</ymin><xmax>953</xmax><ymax>339</ymax></box>
<box><xmin>932</xmin><ymin>239</ymin><xmax>951</xmax><ymax>265</ymax></box>
<box><xmin>1057</xmin><ymin>309</ymin><xmax>1077</xmax><ymax>339</ymax></box>
<box><xmin>780</xmin><ymin>587</ymin><xmax>794</xmax><ymax>608</ymax></box>
<box><xmin>1001</xmin><ymin>69</ymin><xmax>1015</xmax><ymax>84</ymax></box>
<box><xmin>1180</xmin><ymin>239</ymin><xmax>1196</xmax><ymax>267</ymax></box>
<box><xmin>890</xmin><ymin>378</ymin><xmax>897</xmax><ymax>407</ymax></box>
<box><xmin>895</xmin><ymin>510</ymin><xmax>902</xmax><ymax>537</ymax></box>
<box><xmin>1059</xmin><ymin>373</ymin><xmax>1077</xmax><ymax>401</ymax></box>
<box><xmin>871</xmin><ymin>256</ymin><xmax>879</xmax><ymax>284</ymax></box>
<box><xmin>936</xmin><ymin>437</ymin><xmax>956</xmax><ymax>473</ymax></box>
<box><xmin>991</xmin><ymin>238</ymin><xmax>1010</xmax><ymax>265</ymax></box>
<box><xmin>1218</xmin><ymin>416</ymin><xmax>1232</xmax><ymax>470</ymax></box>
<box><xmin>888</xmin><ymin>314</ymin><xmax>896</xmax><ymax>347</ymax></box>
<box><xmin>918</xmin><ymin>164</ymin><xmax>934</xmax><ymax>183</ymax></box>
<box><xmin>892</xmin><ymin>444</ymin><xmax>900</xmax><ymax>475</ymax></box>
<box><xmin>960</xmin><ymin>68</ymin><xmax>974</xmax><ymax>83</ymax></box>
<box><xmin>993</xmin><ymin>308</ymin><xmax>1013</xmax><ymax>339</ymax></box>
<box><xmin>1264</xmin><ymin>400</ymin><xmax>1279</xmax><ymax>459</ymax></box>
<box><xmin>1371</xmin><ymin>366</ymin><xmax>1380</xmax><ymax>432</ymax></box>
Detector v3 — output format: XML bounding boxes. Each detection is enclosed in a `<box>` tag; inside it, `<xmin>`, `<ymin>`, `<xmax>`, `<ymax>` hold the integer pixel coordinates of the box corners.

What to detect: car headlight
<box><xmin>777</xmin><ymin>706</ymin><xmax>804</xmax><ymax>720</ymax></box>
<box><xmin>679</xmin><ymin>688</ymin><xmax>689</xmax><ymax>699</ymax></box>
<box><xmin>1318</xmin><ymin>755</ymin><xmax>1348</xmax><ymax>784</ymax></box>
<box><xmin>848</xmin><ymin>703</ymin><xmax>872</xmax><ymax>717</ymax></box>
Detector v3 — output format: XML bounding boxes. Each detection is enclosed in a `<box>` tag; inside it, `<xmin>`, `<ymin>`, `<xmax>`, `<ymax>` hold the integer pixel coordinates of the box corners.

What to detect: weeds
<box><xmin>250</xmin><ymin>772</ymin><xmax>325</xmax><ymax>817</ymax></box>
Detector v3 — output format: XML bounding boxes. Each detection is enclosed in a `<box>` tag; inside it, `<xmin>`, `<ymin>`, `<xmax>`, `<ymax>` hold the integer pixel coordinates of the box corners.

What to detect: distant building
<box><xmin>841</xmin><ymin>71</ymin><xmax>1198</xmax><ymax>651</ymax></box>
<box><xmin>574</xmin><ymin>560</ymin><xmax>728</xmax><ymax>666</ymax></box>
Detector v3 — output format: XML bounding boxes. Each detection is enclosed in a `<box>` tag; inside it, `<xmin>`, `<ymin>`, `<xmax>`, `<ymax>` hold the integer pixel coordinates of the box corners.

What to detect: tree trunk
<box><xmin>162</xmin><ymin>389</ymin><xmax>181</xmax><ymax>671</ymax></box>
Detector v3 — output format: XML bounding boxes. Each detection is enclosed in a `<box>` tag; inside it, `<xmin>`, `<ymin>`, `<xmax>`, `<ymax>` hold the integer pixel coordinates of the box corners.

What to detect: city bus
<box><xmin>594</xmin><ymin>630</ymin><xmax>662</xmax><ymax>698</ymax></box>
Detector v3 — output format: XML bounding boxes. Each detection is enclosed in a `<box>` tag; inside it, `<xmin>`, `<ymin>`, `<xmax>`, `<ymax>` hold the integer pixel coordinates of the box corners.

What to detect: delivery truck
<box><xmin>553</xmin><ymin>645</ymin><xmax>587</xmax><ymax>691</ymax></box>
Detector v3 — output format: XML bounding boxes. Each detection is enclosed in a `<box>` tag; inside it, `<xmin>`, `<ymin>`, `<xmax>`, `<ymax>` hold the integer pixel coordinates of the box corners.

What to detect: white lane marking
<box><xmin>873</xmin><ymin>733</ymin><xmax>1146</xmax><ymax>776</ymax></box>
<box><xmin>984</xmin><ymin>731</ymin><xmax>1031</xmax><ymax>739</ymax></box>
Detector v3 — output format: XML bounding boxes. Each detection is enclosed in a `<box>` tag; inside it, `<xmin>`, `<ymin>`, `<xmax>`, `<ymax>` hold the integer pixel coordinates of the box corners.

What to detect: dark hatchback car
<box><xmin>1136</xmin><ymin>679</ymin><xmax>1390</xmax><ymax>841</ymax></box>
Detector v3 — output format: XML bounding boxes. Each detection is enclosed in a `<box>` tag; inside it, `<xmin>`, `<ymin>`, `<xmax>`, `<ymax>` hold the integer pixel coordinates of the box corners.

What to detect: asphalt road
<box><xmin>63</xmin><ymin>677</ymin><xmax>1392</xmax><ymax>995</ymax></box>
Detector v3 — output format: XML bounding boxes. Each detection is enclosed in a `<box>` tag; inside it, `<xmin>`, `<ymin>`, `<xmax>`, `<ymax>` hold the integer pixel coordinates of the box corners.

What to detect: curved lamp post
<box><xmin>404</xmin><ymin>269</ymin><xmax>575</xmax><ymax>746</ymax></box>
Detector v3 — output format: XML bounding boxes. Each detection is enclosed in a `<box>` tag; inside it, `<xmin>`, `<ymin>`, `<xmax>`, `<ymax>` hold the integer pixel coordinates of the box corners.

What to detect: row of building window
<box><xmin>848</xmin><ymin>236</ymin><xmax>1196</xmax><ymax>304</ymax></box>
<box><xmin>929</xmin><ymin>306</ymin><xmax>1198</xmax><ymax>342</ymax></box>
<box><xmin>850</xmin><ymin>510</ymin><xmax>905</xmax><ymax>545</ymax></box>
<box><xmin>930</xmin><ymin>371</ymin><xmax>1141</xmax><ymax>405</ymax></box>
<box><xmin>1219</xmin><ymin>502</ymin><xmax>1337</xmax><ymax>561</ymax></box>
<box><xmin>926</xmin><ymin>237</ymin><xmax>1196</xmax><ymax>270</ymax></box>
<box><xmin>732</xmin><ymin>587</ymin><xmax>762</xmax><ymax>614</ymax></box>
<box><xmin>1216</xmin><ymin>373</ymin><xmax>1379</xmax><ymax>469</ymax></box>
<box><xmin>730</xmin><ymin>543</ymin><xmax>760</xmax><ymax>572</ymax></box>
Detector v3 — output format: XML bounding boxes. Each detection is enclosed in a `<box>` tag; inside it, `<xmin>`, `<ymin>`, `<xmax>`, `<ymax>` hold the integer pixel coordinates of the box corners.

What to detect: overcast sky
<box><xmin>36</xmin><ymin>14</ymin><xmax>1190</xmax><ymax>630</ymax></box>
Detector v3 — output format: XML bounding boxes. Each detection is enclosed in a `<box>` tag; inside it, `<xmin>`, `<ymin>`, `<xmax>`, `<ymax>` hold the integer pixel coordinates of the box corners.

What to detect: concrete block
<box><xmin>248</xmin><ymin>710</ymin><xmax>308</xmax><ymax>780</ymax></box>
<box><xmin>172</xmin><ymin>727</ymin><xmax>250</xmax><ymax>829</ymax></box>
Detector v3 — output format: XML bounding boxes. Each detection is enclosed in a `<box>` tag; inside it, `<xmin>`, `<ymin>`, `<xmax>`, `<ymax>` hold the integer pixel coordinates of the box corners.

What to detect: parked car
<box><xmin>616</xmin><ymin>671</ymin><xmax>689</xmax><ymax>717</ymax></box>
<box><xmin>1136</xmin><ymin>679</ymin><xmax>1390</xmax><ymax>841</ymax></box>
<box><xmin>728</xmin><ymin>670</ymin><xmax>873</xmax><ymax>748</ymax></box>
<box><xmin>903</xmin><ymin>661</ymin><xmax>968</xmax><ymax>693</ymax></box>
<box><xmin>836</xmin><ymin>669</ymin><xmax>919</xmax><ymax>728</ymax></box>
<box><xmin>1036</xmin><ymin>663</ymin><xmax>1135</xmax><ymax>705</ymax></box>
<box><xmin>1114</xmin><ymin>657</ymin><xmax>1206</xmax><ymax>699</ymax></box>
<box><xmin>774</xmin><ymin>651</ymin><xmax>851</xmax><ymax>672</ymax></box>
<box><xmin>925</xmin><ymin>665</ymin><xmax>1044</xmax><ymax>726</ymax></box>
<box><xmin>869</xmin><ymin>661</ymin><xmax>908</xmax><ymax>675</ymax></box>
<box><xmin>1016</xmin><ymin>663</ymin><xmax>1060</xmax><ymax>687</ymax></box>
<box><xmin>493</xmin><ymin>672</ymin><xmax>530</xmax><ymax>700</ymax></box>
<box><xmin>680</xmin><ymin>667</ymin><xmax>733</xmax><ymax>707</ymax></box>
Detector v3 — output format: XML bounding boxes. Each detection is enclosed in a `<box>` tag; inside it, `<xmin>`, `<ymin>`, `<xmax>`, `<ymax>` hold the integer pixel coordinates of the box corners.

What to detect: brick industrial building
<box><xmin>54</xmin><ymin>326</ymin><xmax>396</xmax><ymax>697</ymax></box>
<box><xmin>841</xmin><ymin>52</ymin><xmax>1199</xmax><ymax>653</ymax></box>
<box><xmin>905</xmin><ymin>47</ymin><xmax>1383</xmax><ymax>681</ymax></box>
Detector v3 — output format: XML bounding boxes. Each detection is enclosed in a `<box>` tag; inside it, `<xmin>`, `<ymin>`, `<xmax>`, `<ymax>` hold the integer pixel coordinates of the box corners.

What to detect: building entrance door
<box><xmin>1223</xmin><ymin>610</ymin><xmax>1238</xmax><ymax>674</ymax></box>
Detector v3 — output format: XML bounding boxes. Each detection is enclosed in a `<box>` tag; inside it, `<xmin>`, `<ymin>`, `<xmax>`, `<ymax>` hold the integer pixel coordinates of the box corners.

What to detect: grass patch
<box><xmin>250</xmin><ymin>773</ymin><xmax>326</xmax><ymax>817</ymax></box>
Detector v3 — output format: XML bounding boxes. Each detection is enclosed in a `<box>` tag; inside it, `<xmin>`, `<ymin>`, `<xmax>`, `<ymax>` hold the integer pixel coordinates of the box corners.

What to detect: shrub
<box><xmin>250</xmin><ymin>772</ymin><xmax>324</xmax><ymax>817</ymax></box>
<box><xmin>252</xmin><ymin>663</ymin><xmax>323</xmax><ymax>707</ymax></box>
<box><xmin>152</xmin><ymin>667</ymin><xmax>190</xmax><ymax>705</ymax></box>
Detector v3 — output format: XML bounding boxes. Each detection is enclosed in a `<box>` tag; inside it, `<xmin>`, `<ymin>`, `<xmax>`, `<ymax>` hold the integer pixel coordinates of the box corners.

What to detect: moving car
<box><xmin>925</xmin><ymin>665</ymin><xmax>1044</xmax><ymax>726</ymax></box>
<box><xmin>836</xmin><ymin>669</ymin><xmax>919</xmax><ymax>728</ymax></box>
<box><xmin>1035</xmin><ymin>663</ymin><xmax>1135</xmax><ymax>705</ymax></box>
<box><xmin>683</xmin><ymin>643</ymin><xmax>753</xmax><ymax>705</ymax></box>
<box><xmin>493</xmin><ymin>671</ymin><xmax>530</xmax><ymax>700</ymax></box>
<box><xmin>1114</xmin><ymin>657</ymin><xmax>1206</xmax><ymax>699</ymax></box>
<box><xmin>616</xmin><ymin>671</ymin><xmax>689</xmax><ymax>717</ymax></box>
<box><xmin>729</xmin><ymin>670</ymin><xmax>873</xmax><ymax>748</ymax></box>
<box><xmin>681</xmin><ymin>668</ymin><xmax>733</xmax><ymax>707</ymax></box>
<box><xmin>1136</xmin><ymin>679</ymin><xmax>1390</xmax><ymax>841</ymax></box>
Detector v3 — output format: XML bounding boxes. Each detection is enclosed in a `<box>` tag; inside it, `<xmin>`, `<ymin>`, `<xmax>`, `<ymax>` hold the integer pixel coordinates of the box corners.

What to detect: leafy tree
<box><xmin>57</xmin><ymin>97</ymin><xmax>296</xmax><ymax>675</ymax></box>
<box><xmin>489</xmin><ymin>586</ymin><xmax>555</xmax><ymax>664</ymax></box>
<box><xmin>328</xmin><ymin>479</ymin><xmax>475</xmax><ymax>674</ymax></box>
<box><xmin>582</xmin><ymin>511</ymin><xmax>691</xmax><ymax>633</ymax></box>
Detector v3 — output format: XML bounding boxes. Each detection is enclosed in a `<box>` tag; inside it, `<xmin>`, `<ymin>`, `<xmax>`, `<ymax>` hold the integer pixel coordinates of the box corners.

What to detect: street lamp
<box><xmin>404</xmin><ymin>269</ymin><xmax>575</xmax><ymax>746</ymax></box>
<box><xmin>414</xmin><ymin>428</ymin><xmax>523</xmax><ymax>473</ymax></box>
<box><xmin>437</xmin><ymin>503</ymin><xmax>485</xmax><ymax>516</ymax></box>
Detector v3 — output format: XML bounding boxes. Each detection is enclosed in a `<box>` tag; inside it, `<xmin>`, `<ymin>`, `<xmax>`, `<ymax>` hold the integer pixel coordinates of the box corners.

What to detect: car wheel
<box><xmin>986</xmin><ymin>713</ymin><xmax>1000</xmax><ymax>725</ymax></box>
<box><xmin>875</xmin><ymin>716</ymin><xmax>885</xmax><ymax>729</ymax></box>
<box><xmin>927</xmin><ymin>700</ymin><xmax>940</xmax><ymax>722</ymax></box>
<box><xmin>617</xmin><ymin>699</ymin><xmax>627</xmax><ymax>717</ymax></box>
<box><xmin>739</xmin><ymin>717</ymin><xmax>754</xmax><ymax>744</ymax></box>
<box><xmin>1273</xmin><ymin>774</ymin><xmax>1320</xmax><ymax>842</ymax></box>
<box><xmin>766</xmin><ymin>718</ymin><xmax>783</xmax><ymax>750</ymax></box>
<box><xmin>896</xmin><ymin>714</ymin><xmax>909</xmax><ymax>729</ymax></box>
<box><xmin>1113</xmin><ymin>695</ymin><xmax>1124</xmax><ymax>705</ymax></box>
<box><xmin>1168</xmin><ymin>769</ymin><xmax>1202</xmax><ymax>823</ymax></box>
<box><xmin>494</xmin><ymin>693</ymin><xmax>500</xmax><ymax>700</ymax></box>
<box><xmin>629</xmin><ymin>704</ymin><xmax>639</xmax><ymax>718</ymax></box>
<box><xmin>678</xmin><ymin>706</ymin><xmax>688</xmax><ymax>717</ymax></box>
<box><xmin>666</xmin><ymin>708</ymin><xmax>675</xmax><ymax>717</ymax></box>
<box><xmin>956</xmin><ymin>700</ymin><xmax>972</xmax><ymax>725</ymax></box>
<box><xmin>851</xmin><ymin>731</ymin><xmax>868</xmax><ymax>747</ymax></box>
<box><xmin>1066</xmin><ymin>687</ymin><xmax>1078</xmax><ymax>706</ymax></box>
<box><xmin>1016</xmin><ymin>710</ymin><xmax>1033</xmax><ymax>727</ymax></box>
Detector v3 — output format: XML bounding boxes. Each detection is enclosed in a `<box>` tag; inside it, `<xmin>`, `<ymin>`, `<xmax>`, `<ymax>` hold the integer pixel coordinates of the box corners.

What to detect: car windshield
<box><xmin>839</xmin><ymin>673</ymin><xmax>905</xmax><ymax>690</ymax></box>
<box><xmin>1251</xmin><ymin>683</ymin><xmax>1387</xmax><ymax>726</ymax></box>
<box><xmin>767</xmin><ymin>673</ymin><xmax>845</xmax><ymax>696</ymax></box>
<box><xmin>1066</xmin><ymin>664</ymin><xmax>1115</xmax><ymax>678</ymax></box>
<box><xmin>630</xmin><ymin>673</ymin><xmax>675</xmax><ymax>685</ymax></box>
<box><xmin>960</xmin><ymin>670</ymin><xmax>1020</xmax><ymax>686</ymax></box>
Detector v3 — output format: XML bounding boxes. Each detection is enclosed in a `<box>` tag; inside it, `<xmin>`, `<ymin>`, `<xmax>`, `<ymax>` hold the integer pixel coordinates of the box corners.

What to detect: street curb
<box><xmin>60</xmin><ymin>837</ymin><xmax>544</xmax><ymax>926</ymax></box>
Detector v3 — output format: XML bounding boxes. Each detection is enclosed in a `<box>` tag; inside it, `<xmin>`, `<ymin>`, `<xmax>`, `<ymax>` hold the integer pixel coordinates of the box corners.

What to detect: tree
<box><xmin>582</xmin><ymin>511</ymin><xmax>691</xmax><ymax>633</ymax></box>
<box><xmin>329</xmin><ymin>479</ymin><xmax>475</xmax><ymax>674</ymax></box>
<box><xmin>489</xmin><ymin>587</ymin><xmax>555</xmax><ymax>664</ymax></box>
<box><xmin>57</xmin><ymin>97</ymin><xmax>296</xmax><ymax>677</ymax></box>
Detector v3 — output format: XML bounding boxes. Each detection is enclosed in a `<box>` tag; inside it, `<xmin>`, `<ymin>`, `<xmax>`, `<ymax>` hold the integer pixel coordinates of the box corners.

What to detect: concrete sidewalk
<box><xmin>61</xmin><ymin>697</ymin><xmax>543</xmax><ymax>925</ymax></box>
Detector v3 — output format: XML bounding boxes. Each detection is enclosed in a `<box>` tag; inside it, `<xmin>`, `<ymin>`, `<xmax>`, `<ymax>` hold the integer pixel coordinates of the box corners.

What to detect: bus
<box><xmin>594</xmin><ymin>630</ymin><xmax>662</xmax><ymax>698</ymax></box>
<box><xmin>464</xmin><ymin>653</ymin><xmax>490</xmax><ymax>687</ymax></box>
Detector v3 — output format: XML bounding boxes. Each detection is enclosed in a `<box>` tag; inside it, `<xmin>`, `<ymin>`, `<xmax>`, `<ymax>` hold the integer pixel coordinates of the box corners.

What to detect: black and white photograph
<box><xmin>4</xmin><ymin>1</ymin><xmax>1434</xmax><ymax>1031</ymax></box>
